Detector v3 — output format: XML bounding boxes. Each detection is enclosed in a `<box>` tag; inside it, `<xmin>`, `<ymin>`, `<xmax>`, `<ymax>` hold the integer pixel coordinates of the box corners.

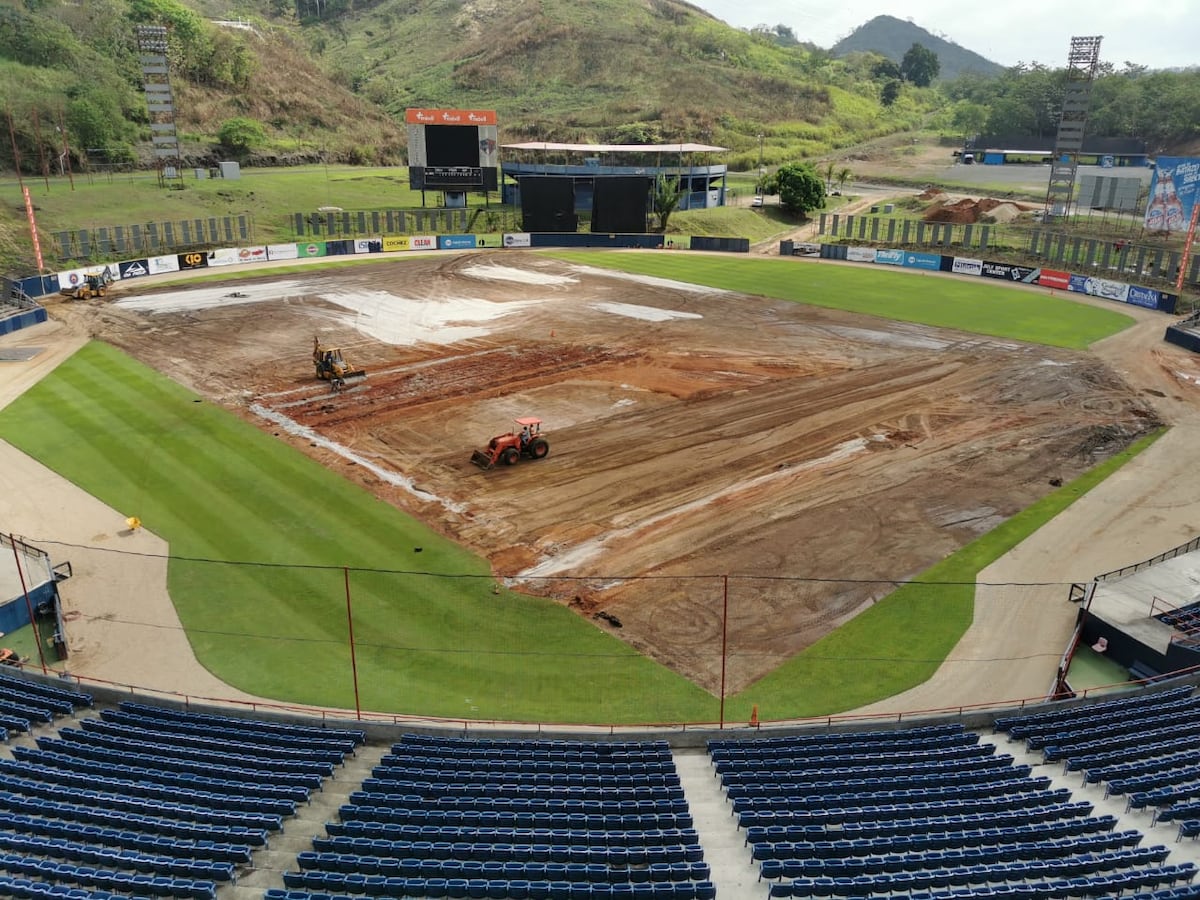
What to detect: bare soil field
<box><xmin>53</xmin><ymin>252</ymin><xmax>1164</xmax><ymax>693</ymax></box>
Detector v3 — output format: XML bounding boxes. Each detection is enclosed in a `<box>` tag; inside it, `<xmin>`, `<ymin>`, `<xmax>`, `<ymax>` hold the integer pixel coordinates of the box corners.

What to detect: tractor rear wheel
<box><xmin>501</xmin><ymin>447</ymin><xmax>520</xmax><ymax>466</ymax></box>
<box><xmin>529</xmin><ymin>438</ymin><xmax>550</xmax><ymax>459</ymax></box>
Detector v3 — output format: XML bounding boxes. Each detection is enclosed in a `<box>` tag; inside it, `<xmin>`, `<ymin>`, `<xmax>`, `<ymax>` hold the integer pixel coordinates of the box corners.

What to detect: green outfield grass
<box><xmin>547</xmin><ymin>252</ymin><xmax>1134</xmax><ymax>350</ymax></box>
<box><xmin>0</xmin><ymin>343</ymin><xmax>715</xmax><ymax>723</ymax></box>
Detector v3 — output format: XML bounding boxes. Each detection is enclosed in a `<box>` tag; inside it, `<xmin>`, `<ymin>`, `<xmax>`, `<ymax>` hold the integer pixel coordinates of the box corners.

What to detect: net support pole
<box><xmin>718</xmin><ymin>574</ymin><xmax>729</xmax><ymax>729</ymax></box>
<box><xmin>344</xmin><ymin>566</ymin><xmax>362</xmax><ymax>719</ymax></box>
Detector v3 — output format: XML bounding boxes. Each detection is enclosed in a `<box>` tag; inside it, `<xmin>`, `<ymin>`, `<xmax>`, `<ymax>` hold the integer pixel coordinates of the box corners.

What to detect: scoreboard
<box><xmin>406</xmin><ymin>108</ymin><xmax>499</xmax><ymax>192</ymax></box>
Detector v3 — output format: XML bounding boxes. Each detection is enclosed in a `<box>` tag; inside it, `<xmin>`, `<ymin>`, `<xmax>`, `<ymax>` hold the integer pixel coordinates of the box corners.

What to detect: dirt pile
<box><xmin>924</xmin><ymin>195</ymin><xmax>1037</xmax><ymax>224</ymax></box>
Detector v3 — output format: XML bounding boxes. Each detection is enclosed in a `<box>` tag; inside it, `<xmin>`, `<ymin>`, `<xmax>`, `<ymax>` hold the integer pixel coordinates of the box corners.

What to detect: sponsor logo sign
<box><xmin>178</xmin><ymin>252</ymin><xmax>208</xmax><ymax>270</ymax></box>
<box><xmin>118</xmin><ymin>260</ymin><xmax>150</xmax><ymax>279</ymax></box>
<box><xmin>792</xmin><ymin>242</ymin><xmax>821</xmax><ymax>257</ymax></box>
<box><xmin>409</xmin><ymin>236</ymin><xmax>436</xmax><ymax>250</ymax></box>
<box><xmin>267</xmin><ymin>243</ymin><xmax>299</xmax><ymax>261</ymax></box>
<box><xmin>845</xmin><ymin>246</ymin><xmax>875</xmax><ymax>262</ymax></box>
<box><xmin>503</xmin><ymin>233</ymin><xmax>532</xmax><ymax>248</ymax></box>
<box><xmin>237</xmin><ymin>246</ymin><xmax>268</xmax><ymax>263</ymax></box>
<box><xmin>1037</xmin><ymin>269</ymin><xmax>1070</xmax><ymax>289</ymax></box>
<box><xmin>1070</xmin><ymin>274</ymin><xmax>1130</xmax><ymax>303</ymax></box>
<box><xmin>149</xmin><ymin>255</ymin><xmax>180</xmax><ymax>275</ymax></box>
<box><xmin>382</xmin><ymin>237</ymin><xmax>410</xmax><ymax>252</ymax></box>
<box><xmin>872</xmin><ymin>248</ymin><xmax>903</xmax><ymax>265</ymax></box>
<box><xmin>439</xmin><ymin>235</ymin><xmax>478</xmax><ymax>250</ymax></box>
<box><xmin>981</xmin><ymin>262</ymin><xmax>1041</xmax><ymax>283</ymax></box>
<box><xmin>405</xmin><ymin>108</ymin><xmax>497</xmax><ymax>125</ymax></box>
<box><xmin>354</xmin><ymin>239</ymin><xmax>383</xmax><ymax>254</ymax></box>
<box><xmin>1126</xmin><ymin>285</ymin><xmax>1162</xmax><ymax>309</ymax></box>
<box><xmin>299</xmin><ymin>243</ymin><xmax>326</xmax><ymax>257</ymax></box>
<box><xmin>206</xmin><ymin>248</ymin><xmax>241</xmax><ymax>267</ymax></box>
<box><xmin>902</xmin><ymin>252</ymin><xmax>942</xmax><ymax>270</ymax></box>
<box><xmin>951</xmin><ymin>257</ymin><xmax>983</xmax><ymax>276</ymax></box>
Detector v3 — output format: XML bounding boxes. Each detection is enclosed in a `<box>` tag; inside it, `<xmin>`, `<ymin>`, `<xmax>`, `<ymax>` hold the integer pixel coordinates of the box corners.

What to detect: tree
<box><xmin>775</xmin><ymin>163</ymin><xmax>825</xmax><ymax>216</ymax></box>
<box><xmin>871</xmin><ymin>58</ymin><xmax>902</xmax><ymax>81</ymax></box>
<box><xmin>652</xmin><ymin>174</ymin><xmax>684</xmax><ymax>232</ymax></box>
<box><xmin>218</xmin><ymin>117</ymin><xmax>266</xmax><ymax>154</ymax></box>
<box><xmin>900</xmin><ymin>43</ymin><xmax>940</xmax><ymax>88</ymax></box>
<box><xmin>950</xmin><ymin>101</ymin><xmax>989</xmax><ymax>139</ymax></box>
<box><xmin>880</xmin><ymin>80</ymin><xmax>902</xmax><ymax>107</ymax></box>
<box><xmin>836</xmin><ymin>167</ymin><xmax>852</xmax><ymax>192</ymax></box>
<box><xmin>823</xmin><ymin>161</ymin><xmax>835</xmax><ymax>190</ymax></box>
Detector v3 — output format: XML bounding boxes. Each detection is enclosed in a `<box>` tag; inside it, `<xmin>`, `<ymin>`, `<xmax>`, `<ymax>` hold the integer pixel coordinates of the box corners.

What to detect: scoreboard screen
<box><xmin>406</xmin><ymin>109</ymin><xmax>499</xmax><ymax>191</ymax></box>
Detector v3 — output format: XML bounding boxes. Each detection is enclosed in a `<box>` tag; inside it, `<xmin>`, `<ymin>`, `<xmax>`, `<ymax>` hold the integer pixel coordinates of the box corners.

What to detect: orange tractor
<box><xmin>471</xmin><ymin>417</ymin><xmax>550</xmax><ymax>469</ymax></box>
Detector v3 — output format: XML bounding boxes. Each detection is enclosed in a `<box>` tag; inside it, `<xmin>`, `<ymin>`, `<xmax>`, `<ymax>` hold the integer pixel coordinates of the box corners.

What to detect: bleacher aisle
<box><xmin>672</xmin><ymin>748</ymin><xmax>760</xmax><ymax>900</ymax></box>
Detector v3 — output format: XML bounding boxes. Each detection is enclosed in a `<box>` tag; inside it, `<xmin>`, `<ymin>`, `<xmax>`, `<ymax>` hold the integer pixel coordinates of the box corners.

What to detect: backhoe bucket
<box><xmin>470</xmin><ymin>450</ymin><xmax>495</xmax><ymax>469</ymax></box>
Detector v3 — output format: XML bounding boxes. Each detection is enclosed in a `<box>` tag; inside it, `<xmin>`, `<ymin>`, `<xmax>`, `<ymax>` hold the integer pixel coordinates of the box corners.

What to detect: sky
<box><xmin>690</xmin><ymin>0</ymin><xmax>1197</xmax><ymax>70</ymax></box>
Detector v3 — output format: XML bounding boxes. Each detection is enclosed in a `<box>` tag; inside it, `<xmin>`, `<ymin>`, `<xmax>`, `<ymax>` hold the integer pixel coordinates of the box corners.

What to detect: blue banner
<box><xmin>902</xmin><ymin>252</ymin><xmax>942</xmax><ymax>271</ymax></box>
<box><xmin>438</xmin><ymin>235</ymin><xmax>478</xmax><ymax>250</ymax></box>
<box><xmin>1145</xmin><ymin>157</ymin><xmax>1199</xmax><ymax>233</ymax></box>
<box><xmin>1126</xmin><ymin>285</ymin><xmax>1163</xmax><ymax>310</ymax></box>
<box><xmin>874</xmin><ymin>249</ymin><xmax>903</xmax><ymax>266</ymax></box>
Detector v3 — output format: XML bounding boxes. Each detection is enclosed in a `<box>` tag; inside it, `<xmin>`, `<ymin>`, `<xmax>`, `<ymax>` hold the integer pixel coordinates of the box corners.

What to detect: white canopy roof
<box><xmin>502</xmin><ymin>142</ymin><xmax>728</xmax><ymax>153</ymax></box>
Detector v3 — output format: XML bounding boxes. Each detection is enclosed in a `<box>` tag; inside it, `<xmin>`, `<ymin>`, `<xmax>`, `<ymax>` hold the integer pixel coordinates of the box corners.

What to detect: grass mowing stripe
<box><xmin>725</xmin><ymin>428</ymin><xmax>1166</xmax><ymax>721</ymax></box>
<box><xmin>0</xmin><ymin>343</ymin><xmax>715</xmax><ymax>722</ymax></box>
<box><xmin>545</xmin><ymin>252</ymin><xmax>1134</xmax><ymax>350</ymax></box>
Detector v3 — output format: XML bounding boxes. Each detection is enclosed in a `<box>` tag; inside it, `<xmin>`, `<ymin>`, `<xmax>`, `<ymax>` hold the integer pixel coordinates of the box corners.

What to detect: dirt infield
<box><xmin>35</xmin><ymin>251</ymin><xmax>1179</xmax><ymax>697</ymax></box>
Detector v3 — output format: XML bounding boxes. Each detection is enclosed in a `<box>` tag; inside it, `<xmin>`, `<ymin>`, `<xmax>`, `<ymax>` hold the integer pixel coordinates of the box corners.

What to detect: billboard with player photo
<box><xmin>1145</xmin><ymin>157</ymin><xmax>1199</xmax><ymax>233</ymax></box>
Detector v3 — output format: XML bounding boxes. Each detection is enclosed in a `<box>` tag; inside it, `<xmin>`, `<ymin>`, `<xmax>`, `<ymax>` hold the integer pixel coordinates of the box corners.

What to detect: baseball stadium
<box><xmin>0</xmin><ymin>51</ymin><xmax>1199</xmax><ymax>895</ymax></box>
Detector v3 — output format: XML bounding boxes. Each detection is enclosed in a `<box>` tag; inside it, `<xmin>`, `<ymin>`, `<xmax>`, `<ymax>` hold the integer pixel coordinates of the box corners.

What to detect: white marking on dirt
<box><xmin>518</xmin><ymin>437</ymin><xmax>879</xmax><ymax>579</ymax></box>
<box><xmin>590</xmin><ymin>302</ymin><xmax>703</xmax><ymax>322</ymax></box>
<box><xmin>461</xmin><ymin>264</ymin><xmax>577</xmax><ymax>286</ymax></box>
<box><xmin>822</xmin><ymin>325</ymin><xmax>949</xmax><ymax>351</ymax></box>
<box><xmin>115</xmin><ymin>280</ymin><xmax>541</xmax><ymax>346</ymax></box>
<box><xmin>250</xmin><ymin>403</ymin><xmax>466</xmax><ymax>514</ymax></box>
<box><xmin>568</xmin><ymin>265</ymin><xmax>730</xmax><ymax>295</ymax></box>
<box><xmin>114</xmin><ymin>281</ymin><xmax>311</xmax><ymax>314</ymax></box>
<box><xmin>316</xmin><ymin>289</ymin><xmax>541</xmax><ymax>345</ymax></box>
<box><xmin>1038</xmin><ymin>359</ymin><xmax>1072</xmax><ymax>367</ymax></box>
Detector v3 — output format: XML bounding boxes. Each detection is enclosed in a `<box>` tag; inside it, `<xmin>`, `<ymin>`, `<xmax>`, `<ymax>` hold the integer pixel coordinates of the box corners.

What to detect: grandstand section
<box><xmin>0</xmin><ymin>668</ymin><xmax>1199</xmax><ymax>898</ymax></box>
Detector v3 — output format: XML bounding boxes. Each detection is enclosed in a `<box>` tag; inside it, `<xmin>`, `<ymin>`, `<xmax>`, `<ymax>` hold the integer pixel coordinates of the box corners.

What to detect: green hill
<box><xmin>832</xmin><ymin>14</ymin><xmax>1003</xmax><ymax>81</ymax></box>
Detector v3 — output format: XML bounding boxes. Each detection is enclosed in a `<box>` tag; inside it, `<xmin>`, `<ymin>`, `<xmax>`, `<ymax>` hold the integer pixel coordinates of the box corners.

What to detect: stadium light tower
<box><xmin>136</xmin><ymin>24</ymin><xmax>183</xmax><ymax>187</ymax></box>
<box><xmin>1042</xmin><ymin>35</ymin><xmax>1103</xmax><ymax>223</ymax></box>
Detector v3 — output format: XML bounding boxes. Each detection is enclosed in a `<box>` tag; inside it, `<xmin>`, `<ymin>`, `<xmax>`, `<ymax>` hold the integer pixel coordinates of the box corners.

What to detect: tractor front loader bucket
<box><xmin>470</xmin><ymin>450</ymin><xmax>495</xmax><ymax>469</ymax></box>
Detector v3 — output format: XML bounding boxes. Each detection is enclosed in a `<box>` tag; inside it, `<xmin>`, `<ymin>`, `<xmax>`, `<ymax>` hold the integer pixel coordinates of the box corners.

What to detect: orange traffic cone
<box><xmin>749</xmin><ymin>704</ymin><xmax>759</xmax><ymax>727</ymax></box>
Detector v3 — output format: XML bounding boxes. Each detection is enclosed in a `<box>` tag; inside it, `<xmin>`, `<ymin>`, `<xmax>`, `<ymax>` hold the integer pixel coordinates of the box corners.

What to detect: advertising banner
<box><xmin>981</xmin><ymin>262</ymin><xmax>1040</xmax><ymax>283</ymax></box>
<box><xmin>1145</xmin><ymin>157</ymin><xmax>1199</xmax><ymax>233</ymax></box>
<box><xmin>902</xmin><ymin>251</ymin><xmax>941</xmax><ymax>270</ymax></box>
<box><xmin>439</xmin><ymin>235</ymin><xmax>478</xmax><ymax>250</ymax></box>
<box><xmin>117</xmin><ymin>259</ymin><xmax>151</xmax><ymax>280</ymax></box>
<box><xmin>951</xmin><ymin>257</ymin><xmax>983</xmax><ymax>276</ymax></box>
<box><xmin>405</xmin><ymin>108</ymin><xmax>497</xmax><ymax>126</ymax></box>
<box><xmin>297</xmin><ymin>243</ymin><xmax>326</xmax><ymax>258</ymax></box>
<box><xmin>1037</xmin><ymin>269</ymin><xmax>1071</xmax><ymax>289</ymax></box>
<box><xmin>503</xmin><ymin>233</ymin><xmax>532</xmax><ymax>248</ymax></box>
<box><xmin>267</xmin><ymin>243</ymin><xmax>299</xmax><ymax>261</ymax></box>
<box><xmin>148</xmin><ymin>255</ymin><xmax>180</xmax><ymax>275</ymax></box>
<box><xmin>847</xmin><ymin>246</ymin><xmax>877</xmax><ymax>262</ymax></box>
<box><xmin>177</xmin><ymin>251</ymin><xmax>208</xmax><ymax>271</ymax></box>
<box><xmin>235</xmin><ymin>246</ymin><xmax>269</xmax><ymax>264</ymax></box>
<box><xmin>57</xmin><ymin>267</ymin><xmax>90</xmax><ymax>287</ymax></box>
<box><xmin>409</xmin><ymin>236</ymin><xmax>437</xmax><ymax>251</ymax></box>
<box><xmin>206</xmin><ymin>248</ymin><xmax>241</xmax><ymax>267</ymax></box>
<box><xmin>665</xmin><ymin>235</ymin><xmax>692</xmax><ymax>250</ymax></box>
<box><xmin>873</xmin><ymin>248</ymin><xmax>903</xmax><ymax>265</ymax></box>
<box><xmin>791</xmin><ymin>242</ymin><xmax>822</xmax><ymax>257</ymax></box>
<box><xmin>1069</xmin><ymin>274</ymin><xmax>1130</xmax><ymax>304</ymax></box>
<box><xmin>354</xmin><ymin>239</ymin><xmax>383</xmax><ymax>254</ymax></box>
<box><xmin>1126</xmin><ymin>285</ymin><xmax>1163</xmax><ymax>310</ymax></box>
<box><xmin>474</xmin><ymin>234</ymin><xmax>504</xmax><ymax>248</ymax></box>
